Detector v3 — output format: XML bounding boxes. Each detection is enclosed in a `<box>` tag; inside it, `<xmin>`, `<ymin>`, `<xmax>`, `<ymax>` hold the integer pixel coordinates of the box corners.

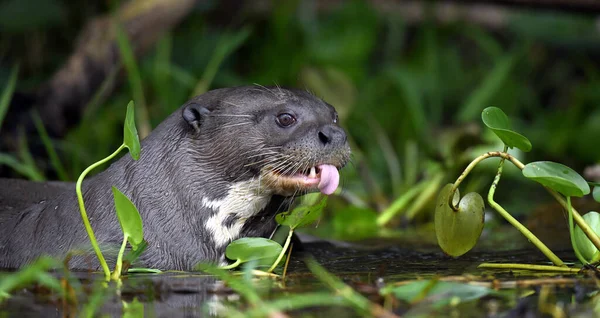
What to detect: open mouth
<box><xmin>264</xmin><ymin>164</ymin><xmax>340</xmax><ymax>196</ymax></box>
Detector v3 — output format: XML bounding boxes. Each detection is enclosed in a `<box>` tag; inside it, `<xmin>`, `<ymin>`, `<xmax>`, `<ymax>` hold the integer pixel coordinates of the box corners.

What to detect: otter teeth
<box><xmin>308</xmin><ymin>166</ymin><xmax>317</xmax><ymax>178</ymax></box>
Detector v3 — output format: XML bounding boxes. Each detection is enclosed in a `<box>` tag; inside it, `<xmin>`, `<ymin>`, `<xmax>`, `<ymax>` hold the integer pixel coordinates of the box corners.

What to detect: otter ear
<box><xmin>183</xmin><ymin>103</ymin><xmax>211</xmax><ymax>132</ymax></box>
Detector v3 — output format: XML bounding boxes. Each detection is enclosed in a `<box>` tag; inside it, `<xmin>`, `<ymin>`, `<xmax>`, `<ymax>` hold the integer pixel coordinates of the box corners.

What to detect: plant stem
<box><xmin>487</xmin><ymin>148</ymin><xmax>565</xmax><ymax>267</ymax></box>
<box><xmin>268</xmin><ymin>228</ymin><xmax>294</xmax><ymax>273</ymax></box>
<box><xmin>449</xmin><ymin>151</ymin><xmax>523</xmax><ymax>210</ymax></box>
<box><xmin>545</xmin><ymin>189</ymin><xmax>600</xmax><ymax>253</ymax></box>
<box><xmin>478</xmin><ymin>263</ymin><xmax>580</xmax><ymax>273</ymax></box>
<box><xmin>567</xmin><ymin>196</ymin><xmax>588</xmax><ymax>265</ymax></box>
<box><xmin>76</xmin><ymin>144</ymin><xmax>126</xmax><ymax>281</ymax></box>
<box><xmin>220</xmin><ymin>259</ymin><xmax>242</xmax><ymax>270</ymax></box>
<box><xmin>111</xmin><ymin>234</ymin><xmax>128</xmax><ymax>281</ymax></box>
<box><xmin>449</xmin><ymin>151</ymin><xmax>600</xmax><ymax>253</ymax></box>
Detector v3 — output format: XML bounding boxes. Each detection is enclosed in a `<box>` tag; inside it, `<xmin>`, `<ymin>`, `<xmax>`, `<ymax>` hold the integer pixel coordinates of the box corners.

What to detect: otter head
<box><xmin>181</xmin><ymin>86</ymin><xmax>351</xmax><ymax>197</ymax></box>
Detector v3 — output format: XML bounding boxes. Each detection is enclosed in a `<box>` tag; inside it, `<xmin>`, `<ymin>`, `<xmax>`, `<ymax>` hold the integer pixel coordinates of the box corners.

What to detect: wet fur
<box><xmin>0</xmin><ymin>86</ymin><xmax>349</xmax><ymax>270</ymax></box>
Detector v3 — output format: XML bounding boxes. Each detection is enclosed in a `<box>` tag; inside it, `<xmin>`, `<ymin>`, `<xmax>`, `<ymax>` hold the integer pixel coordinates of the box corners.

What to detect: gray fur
<box><xmin>0</xmin><ymin>86</ymin><xmax>350</xmax><ymax>271</ymax></box>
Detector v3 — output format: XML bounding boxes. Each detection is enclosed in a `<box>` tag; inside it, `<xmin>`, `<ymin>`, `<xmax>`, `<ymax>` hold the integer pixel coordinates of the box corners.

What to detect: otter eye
<box><xmin>276</xmin><ymin>113</ymin><xmax>296</xmax><ymax>127</ymax></box>
<box><xmin>333</xmin><ymin>113</ymin><xmax>339</xmax><ymax>124</ymax></box>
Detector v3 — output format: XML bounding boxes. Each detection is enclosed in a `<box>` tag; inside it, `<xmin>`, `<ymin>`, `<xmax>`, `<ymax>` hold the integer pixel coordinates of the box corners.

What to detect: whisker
<box><xmin>253</xmin><ymin>83</ymin><xmax>279</xmax><ymax>98</ymax></box>
<box><xmin>220</xmin><ymin>122</ymin><xmax>254</xmax><ymax>129</ymax></box>
<box><xmin>208</xmin><ymin>114</ymin><xmax>254</xmax><ymax>118</ymax></box>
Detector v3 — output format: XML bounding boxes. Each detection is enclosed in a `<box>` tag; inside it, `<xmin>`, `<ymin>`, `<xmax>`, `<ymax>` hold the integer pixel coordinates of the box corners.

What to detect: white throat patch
<box><xmin>203</xmin><ymin>179</ymin><xmax>272</xmax><ymax>248</ymax></box>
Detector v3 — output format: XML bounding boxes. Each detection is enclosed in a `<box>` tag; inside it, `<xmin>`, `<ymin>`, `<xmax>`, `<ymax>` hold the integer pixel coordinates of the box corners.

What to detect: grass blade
<box><xmin>0</xmin><ymin>153</ymin><xmax>44</xmax><ymax>181</ymax></box>
<box><xmin>458</xmin><ymin>52</ymin><xmax>519</xmax><ymax>122</ymax></box>
<box><xmin>0</xmin><ymin>64</ymin><xmax>19</xmax><ymax>130</ymax></box>
<box><xmin>192</xmin><ymin>27</ymin><xmax>252</xmax><ymax>96</ymax></box>
<box><xmin>31</xmin><ymin>111</ymin><xmax>69</xmax><ymax>181</ymax></box>
<box><xmin>115</xmin><ymin>22</ymin><xmax>151</xmax><ymax>138</ymax></box>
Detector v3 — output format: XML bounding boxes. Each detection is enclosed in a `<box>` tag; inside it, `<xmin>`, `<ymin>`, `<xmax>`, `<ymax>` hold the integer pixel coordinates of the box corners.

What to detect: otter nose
<box><xmin>318</xmin><ymin>125</ymin><xmax>347</xmax><ymax>146</ymax></box>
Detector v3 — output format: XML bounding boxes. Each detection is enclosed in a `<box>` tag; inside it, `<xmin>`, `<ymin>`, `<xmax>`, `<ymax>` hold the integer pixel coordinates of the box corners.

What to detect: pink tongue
<box><xmin>318</xmin><ymin>164</ymin><xmax>340</xmax><ymax>195</ymax></box>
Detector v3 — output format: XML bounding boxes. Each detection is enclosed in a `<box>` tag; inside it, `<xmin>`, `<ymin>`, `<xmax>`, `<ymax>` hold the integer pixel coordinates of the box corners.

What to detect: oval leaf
<box><xmin>435</xmin><ymin>184</ymin><xmax>485</xmax><ymax>257</ymax></box>
<box><xmin>225</xmin><ymin>237</ymin><xmax>282</xmax><ymax>265</ymax></box>
<box><xmin>481</xmin><ymin>107</ymin><xmax>532</xmax><ymax>152</ymax></box>
<box><xmin>123</xmin><ymin>101</ymin><xmax>141</xmax><ymax>160</ymax></box>
<box><xmin>522</xmin><ymin>161</ymin><xmax>590</xmax><ymax>197</ymax></box>
<box><xmin>594</xmin><ymin>187</ymin><xmax>600</xmax><ymax>203</ymax></box>
<box><xmin>276</xmin><ymin>196</ymin><xmax>327</xmax><ymax>229</ymax></box>
<box><xmin>574</xmin><ymin>211</ymin><xmax>600</xmax><ymax>263</ymax></box>
<box><xmin>112</xmin><ymin>186</ymin><xmax>144</xmax><ymax>249</ymax></box>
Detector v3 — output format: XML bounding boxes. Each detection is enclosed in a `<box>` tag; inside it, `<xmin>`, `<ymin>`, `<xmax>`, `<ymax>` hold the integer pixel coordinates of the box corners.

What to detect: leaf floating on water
<box><xmin>225</xmin><ymin>237</ymin><xmax>283</xmax><ymax>267</ymax></box>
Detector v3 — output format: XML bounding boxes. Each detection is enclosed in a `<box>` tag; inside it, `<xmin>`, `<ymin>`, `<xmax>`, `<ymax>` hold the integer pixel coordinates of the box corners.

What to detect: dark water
<box><xmin>0</xmin><ymin>241</ymin><xmax>592</xmax><ymax>317</ymax></box>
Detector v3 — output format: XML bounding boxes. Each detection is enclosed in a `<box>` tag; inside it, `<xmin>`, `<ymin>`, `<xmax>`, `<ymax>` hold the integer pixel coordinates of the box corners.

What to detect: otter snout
<box><xmin>318</xmin><ymin>125</ymin><xmax>347</xmax><ymax>147</ymax></box>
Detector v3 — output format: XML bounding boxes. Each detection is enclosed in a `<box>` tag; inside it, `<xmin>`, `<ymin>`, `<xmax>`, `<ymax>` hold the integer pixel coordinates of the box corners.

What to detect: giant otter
<box><xmin>0</xmin><ymin>86</ymin><xmax>350</xmax><ymax>270</ymax></box>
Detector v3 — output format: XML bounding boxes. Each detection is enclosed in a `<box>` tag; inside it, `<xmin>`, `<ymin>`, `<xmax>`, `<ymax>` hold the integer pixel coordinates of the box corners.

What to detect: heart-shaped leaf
<box><xmin>435</xmin><ymin>184</ymin><xmax>485</xmax><ymax>257</ymax></box>
<box><xmin>574</xmin><ymin>211</ymin><xmax>600</xmax><ymax>263</ymax></box>
<box><xmin>276</xmin><ymin>196</ymin><xmax>327</xmax><ymax>229</ymax></box>
<box><xmin>593</xmin><ymin>187</ymin><xmax>600</xmax><ymax>203</ymax></box>
<box><xmin>112</xmin><ymin>186</ymin><xmax>144</xmax><ymax>250</ymax></box>
<box><xmin>481</xmin><ymin>107</ymin><xmax>532</xmax><ymax>152</ymax></box>
<box><xmin>225</xmin><ymin>237</ymin><xmax>282</xmax><ymax>266</ymax></box>
<box><xmin>123</xmin><ymin>101</ymin><xmax>140</xmax><ymax>160</ymax></box>
<box><xmin>522</xmin><ymin>161</ymin><xmax>590</xmax><ymax>197</ymax></box>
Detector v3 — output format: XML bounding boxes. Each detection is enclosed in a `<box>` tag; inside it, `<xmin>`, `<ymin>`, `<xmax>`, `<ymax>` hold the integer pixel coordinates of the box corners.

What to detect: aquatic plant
<box><xmin>436</xmin><ymin>107</ymin><xmax>600</xmax><ymax>270</ymax></box>
<box><xmin>75</xmin><ymin>101</ymin><xmax>144</xmax><ymax>281</ymax></box>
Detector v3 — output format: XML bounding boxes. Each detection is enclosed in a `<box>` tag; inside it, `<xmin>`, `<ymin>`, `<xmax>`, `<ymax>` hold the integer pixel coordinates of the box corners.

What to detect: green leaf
<box><xmin>574</xmin><ymin>211</ymin><xmax>600</xmax><ymax>263</ymax></box>
<box><xmin>380</xmin><ymin>280</ymin><xmax>492</xmax><ymax>308</ymax></box>
<box><xmin>123</xmin><ymin>101</ymin><xmax>141</xmax><ymax>160</ymax></box>
<box><xmin>225</xmin><ymin>237</ymin><xmax>283</xmax><ymax>266</ymax></box>
<box><xmin>594</xmin><ymin>187</ymin><xmax>600</xmax><ymax>203</ymax></box>
<box><xmin>0</xmin><ymin>64</ymin><xmax>18</xmax><ymax>131</ymax></box>
<box><xmin>481</xmin><ymin>107</ymin><xmax>532</xmax><ymax>152</ymax></box>
<box><xmin>522</xmin><ymin>161</ymin><xmax>590</xmax><ymax>197</ymax></box>
<box><xmin>275</xmin><ymin>196</ymin><xmax>327</xmax><ymax>229</ymax></box>
<box><xmin>434</xmin><ymin>184</ymin><xmax>485</xmax><ymax>257</ymax></box>
<box><xmin>112</xmin><ymin>187</ymin><xmax>144</xmax><ymax>250</ymax></box>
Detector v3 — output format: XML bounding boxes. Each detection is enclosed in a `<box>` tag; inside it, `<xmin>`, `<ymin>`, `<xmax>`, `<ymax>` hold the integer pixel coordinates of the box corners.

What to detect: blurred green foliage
<box><xmin>1</xmin><ymin>0</ymin><xmax>600</xmax><ymax>236</ymax></box>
